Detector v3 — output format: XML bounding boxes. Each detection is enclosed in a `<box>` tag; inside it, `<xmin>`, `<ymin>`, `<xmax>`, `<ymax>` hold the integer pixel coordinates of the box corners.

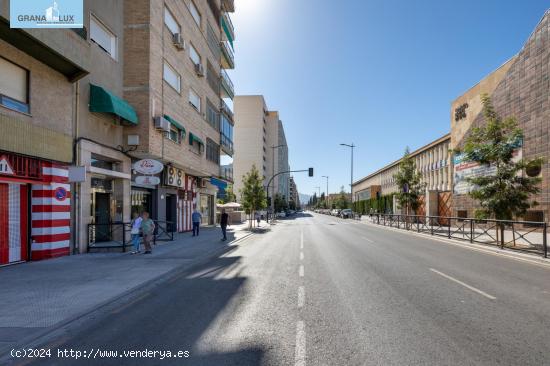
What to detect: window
<box><xmin>164</xmin><ymin>7</ymin><xmax>180</xmax><ymax>35</ymax></box>
<box><xmin>0</xmin><ymin>57</ymin><xmax>29</xmax><ymax>113</ymax></box>
<box><xmin>206</xmin><ymin>99</ymin><xmax>220</xmax><ymax>130</ymax></box>
<box><xmin>206</xmin><ymin>138</ymin><xmax>220</xmax><ymax>164</ymax></box>
<box><xmin>188</xmin><ymin>1</ymin><xmax>201</xmax><ymax>26</ymax></box>
<box><xmin>189</xmin><ymin>44</ymin><xmax>201</xmax><ymax>65</ymax></box>
<box><xmin>167</xmin><ymin>125</ymin><xmax>181</xmax><ymax>143</ymax></box>
<box><xmin>189</xmin><ymin>89</ymin><xmax>201</xmax><ymax>111</ymax></box>
<box><xmin>90</xmin><ymin>15</ymin><xmax>117</xmax><ymax>59</ymax></box>
<box><xmin>163</xmin><ymin>61</ymin><xmax>181</xmax><ymax>92</ymax></box>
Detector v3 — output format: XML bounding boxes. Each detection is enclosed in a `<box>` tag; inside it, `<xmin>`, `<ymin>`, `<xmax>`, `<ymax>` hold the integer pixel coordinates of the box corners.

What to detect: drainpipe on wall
<box><xmin>71</xmin><ymin>81</ymin><xmax>80</xmax><ymax>255</ymax></box>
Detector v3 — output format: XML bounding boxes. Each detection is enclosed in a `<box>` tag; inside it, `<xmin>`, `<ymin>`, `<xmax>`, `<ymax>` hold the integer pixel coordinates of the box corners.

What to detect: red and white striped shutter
<box><xmin>0</xmin><ymin>183</ymin><xmax>28</xmax><ymax>264</ymax></box>
<box><xmin>31</xmin><ymin>163</ymin><xmax>70</xmax><ymax>260</ymax></box>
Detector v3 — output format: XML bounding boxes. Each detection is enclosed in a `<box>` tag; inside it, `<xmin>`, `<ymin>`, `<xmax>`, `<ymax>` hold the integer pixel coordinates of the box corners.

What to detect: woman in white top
<box><xmin>130</xmin><ymin>212</ymin><xmax>143</xmax><ymax>254</ymax></box>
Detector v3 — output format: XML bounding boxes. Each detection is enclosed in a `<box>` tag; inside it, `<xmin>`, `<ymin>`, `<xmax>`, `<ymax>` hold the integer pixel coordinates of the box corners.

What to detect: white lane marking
<box><xmin>297</xmin><ymin>286</ymin><xmax>305</xmax><ymax>308</ymax></box>
<box><xmin>300</xmin><ymin>251</ymin><xmax>304</xmax><ymax>261</ymax></box>
<box><xmin>362</xmin><ymin>236</ymin><xmax>373</xmax><ymax>243</ymax></box>
<box><xmin>429</xmin><ymin>268</ymin><xmax>496</xmax><ymax>300</ymax></box>
<box><xmin>299</xmin><ymin>265</ymin><xmax>304</xmax><ymax>277</ymax></box>
<box><xmin>300</xmin><ymin>231</ymin><xmax>304</xmax><ymax>249</ymax></box>
<box><xmin>295</xmin><ymin>321</ymin><xmax>306</xmax><ymax>366</ymax></box>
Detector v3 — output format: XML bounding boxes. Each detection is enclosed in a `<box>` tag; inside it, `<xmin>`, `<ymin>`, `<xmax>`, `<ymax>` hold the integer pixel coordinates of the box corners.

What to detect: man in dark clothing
<box><xmin>220</xmin><ymin>208</ymin><xmax>230</xmax><ymax>241</ymax></box>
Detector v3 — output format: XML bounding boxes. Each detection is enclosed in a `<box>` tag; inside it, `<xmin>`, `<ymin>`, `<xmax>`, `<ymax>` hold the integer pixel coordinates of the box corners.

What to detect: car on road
<box><xmin>331</xmin><ymin>209</ymin><xmax>341</xmax><ymax>216</ymax></box>
<box><xmin>340</xmin><ymin>209</ymin><xmax>353</xmax><ymax>219</ymax></box>
<box><xmin>276</xmin><ymin>211</ymin><xmax>286</xmax><ymax>218</ymax></box>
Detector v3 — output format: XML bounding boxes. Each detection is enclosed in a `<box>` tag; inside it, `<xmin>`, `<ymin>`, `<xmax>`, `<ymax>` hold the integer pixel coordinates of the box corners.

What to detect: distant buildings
<box><xmin>233</xmin><ymin>95</ymin><xmax>290</xmax><ymax>204</ymax></box>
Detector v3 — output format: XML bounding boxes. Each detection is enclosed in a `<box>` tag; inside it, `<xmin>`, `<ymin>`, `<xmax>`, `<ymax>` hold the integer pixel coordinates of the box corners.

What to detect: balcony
<box><xmin>220</xmin><ymin>133</ymin><xmax>234</xmax><ymax>156</ymax></box>
<box><xmin>221</xmin><ymin>12</ymin><xmax>235</xmax><ymax>46</ymax></box>
<box><xmin>221</xmin><ymin>0</ymin><xmax>235</xmax><ymax>12</ymax></box>
<box><xmin>220</xmin><ymin>165</ymin><xmax>234</xmax><ymax>182</ymax></box>
<box><xmin>220</xmin><ymin>40</ymin><xmax>235</xmax><ymax>69</ymax></box>
<box><xmin>221</xmin><ymin>99</ymin><xmax>233</xmax><ymax>123</ymax></box>
<box><xmin>220</xmin><ymin>69</ymin><xmax>235</xmax><ymax>99</ymax></box>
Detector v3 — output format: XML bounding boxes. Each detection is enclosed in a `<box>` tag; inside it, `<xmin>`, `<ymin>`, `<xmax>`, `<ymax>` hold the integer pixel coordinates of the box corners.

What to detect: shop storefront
<box><xmin>177</xmin><ymin>175</ymin><xmax>196</xmax><ymax>232</ymax></box>
<box><xmin>0</xmin><ymin>152</ymin><xmax>71</xmax><ymax>264</ymax></box>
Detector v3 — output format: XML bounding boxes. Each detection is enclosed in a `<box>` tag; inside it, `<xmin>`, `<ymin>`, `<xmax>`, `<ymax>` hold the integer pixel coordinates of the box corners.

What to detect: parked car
<box><xmin>340</xmin><ymin>209</ymin><xmax>353</xmax><ymax>219</ymax></box>
<box><xmin>276</xmin><ymin>211</ymin><xmax>286</xmax><ymax>218</ymax></box>
<box><xmin>331</xmin><ymin>209</ymin><xmax>341</xmax><ymax>216</ymax></box>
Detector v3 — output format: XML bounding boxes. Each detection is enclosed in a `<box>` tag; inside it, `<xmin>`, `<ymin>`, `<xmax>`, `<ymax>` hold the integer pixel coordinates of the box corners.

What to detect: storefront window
<box><xmin>131</xmin><ymin>188</ymin><xmax>152</xmax><ymax>216</ymax></box>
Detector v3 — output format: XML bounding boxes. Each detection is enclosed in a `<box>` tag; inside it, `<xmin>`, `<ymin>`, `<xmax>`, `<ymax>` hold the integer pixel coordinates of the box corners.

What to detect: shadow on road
<box><xmin>28</xmin><ymin>246</ymin><xmax>267</xmax><ymax>366</ymax></box>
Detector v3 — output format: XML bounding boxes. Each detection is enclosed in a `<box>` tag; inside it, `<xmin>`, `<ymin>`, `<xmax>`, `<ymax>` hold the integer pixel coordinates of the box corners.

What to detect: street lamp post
<box><xmin>340</xmin><ymin>143</ymin><xmax>355</xmax><ymax>201</ymax></box>
<box><xmin>322</xmin><ymin>175</ymin><xmax>329</xmax><ymax>208</ymax></box>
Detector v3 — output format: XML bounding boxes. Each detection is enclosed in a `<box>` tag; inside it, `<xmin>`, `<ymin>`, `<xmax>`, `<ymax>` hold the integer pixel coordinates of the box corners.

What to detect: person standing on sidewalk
<box><xmin>140</xmin><ymin>211</ymin><xmax>155</xmax><ymax>254</ymax></box>
<box><xmin>130</xmin><ymin>212</ymin><xmax>142</xmax><ymax>254</ymax></box>
<box><xmin>192</xmin><ymin>207</ymin><xmax>202</xmax><ymax>237</ymax></box>
<box><xmin>220</xmin><ymin>209</ymin><xmax>230</xmax><ymax>241</ymax></box>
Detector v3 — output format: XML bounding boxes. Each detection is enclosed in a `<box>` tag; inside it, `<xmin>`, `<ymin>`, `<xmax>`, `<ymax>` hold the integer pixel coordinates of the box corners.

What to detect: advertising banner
<box><xmin>10</xmin><ymin>0</ymin><xmax>83</xmax><ymax>28</ymax></box>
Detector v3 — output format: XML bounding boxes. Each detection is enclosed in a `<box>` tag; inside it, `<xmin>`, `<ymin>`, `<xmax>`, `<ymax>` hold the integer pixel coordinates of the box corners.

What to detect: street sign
<box><xmin>135</xmin><ymin>176</ymin><xmax>161</xmax><ymax>185</ymax></box>
<box><xmin>0</xmin><ymin>156</ymin><xmax>14</xmax><ymax>175</ymax></box>
<box><xmin>133</xmin><ymin>159</ymin><xmax>163</xmax><ymax>175</ymax></box>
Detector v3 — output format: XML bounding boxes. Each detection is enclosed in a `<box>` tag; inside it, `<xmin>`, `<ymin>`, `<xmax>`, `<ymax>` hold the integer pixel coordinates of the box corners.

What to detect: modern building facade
<box><xmin>233</xmin><ymin>95</ymin><xmax>290</xmax><ymax>204</ymax></box>
<box><xmin>123</xmin><ymin>0</ymin><xmax>235</xmax><ymax>228</ymax></box>
<box><xmin>354</xmin><ymin>8</ymin><xmax>550</xmax><ymax>221</ymax></box>
<box><xmin>289</xmin><ymin>176</ymin><xmax>299</xmax><ymax>207</ymax></box>
<box><xmin>352</xmin><ymin>134</ymin><xmax>452</xmax><ymax>216</ymax></box>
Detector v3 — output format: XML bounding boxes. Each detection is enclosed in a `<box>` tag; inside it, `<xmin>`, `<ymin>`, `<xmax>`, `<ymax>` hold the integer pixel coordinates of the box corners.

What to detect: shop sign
<box><xmin>133</xmin><ymin>159</ymin><xmax>163</xmax><ymax>175</ymax></box>
<box><xmin>135</xmin><ymin>176</ymin><xmax>160</xmax><ymax>186</ymax></box>
<box><xmin>0</xmin><ymin>156</ymin><xmax>14</xmax><ymax>175</ymax></box>
<box><xmin>10</xmin><ymin>0</ymin><xmax>84</xmax><ymax>29</ymax></box>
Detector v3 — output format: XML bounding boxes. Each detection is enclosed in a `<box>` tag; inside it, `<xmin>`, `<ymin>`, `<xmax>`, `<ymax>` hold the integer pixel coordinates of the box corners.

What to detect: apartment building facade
<box><xmin>233</xmin><ymin>95</ymin><xmax>290</xmax><ymax>204</ymax></box>
<box><xmin>289</xmin><ymin>176</ymin><xmax>299</xmax><ymax>207</ymax></box>
<box><xmin>0</xmin><ymin>1</ymin><xmax>90</xmax><ymax>263</ymax></box>
<box><xmin>352</xmin><ymin>134</ymin><xmax>452</xmax><ymax>216</ymax></box>
<box><xmin>123</xmin><ymin>0</ymin><xmax>235</xmax><ymax>228</ymax></box>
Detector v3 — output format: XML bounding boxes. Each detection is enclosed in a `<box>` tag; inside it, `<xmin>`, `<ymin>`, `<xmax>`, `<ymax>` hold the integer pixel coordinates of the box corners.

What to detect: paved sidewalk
<box><xmin>0</xmin><ymin>222</ymin><xmax>253</xmax><ymax>353</ymax></box>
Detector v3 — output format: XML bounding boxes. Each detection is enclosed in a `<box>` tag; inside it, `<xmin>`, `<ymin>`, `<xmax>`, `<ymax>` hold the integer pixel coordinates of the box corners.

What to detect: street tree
<box><xmin>274</xmin><ymin>193</ymin><xmax>288</xmax><ymax>213</ymax></box>
<box><xmin>239</xmin><ymin>165</ymin><xmax>267</xmax><ymax>228</ymax></box>
<box><xmin>393</xmin><ymin>147</ymin><xmax>425</xmax><ymax>216</ymax></box>
<box><xmin>334</xmin><ymin>186</ymin><xmax>350</xmax><ymax>209</ymax></box>
<box><xmin>456</xmin><ymin>94</ymin><xmax>543</xmax><ymax>221</ymax></box>
<box><xmin>219</xmin><ymin>185</ymin><xmax>236</xmax><ymax>204</ymax></box>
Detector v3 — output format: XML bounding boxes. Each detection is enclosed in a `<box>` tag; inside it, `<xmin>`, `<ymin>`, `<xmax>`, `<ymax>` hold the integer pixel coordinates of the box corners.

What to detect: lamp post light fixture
<box><xmin>322</xmin><ymin>175</ymin><xmax>329</xmax><ymax>209</ymax></box>
<box><xmin>340</xmin><ymin>143</ymin><xmax>355</xmax><ymax>199</ymax></box>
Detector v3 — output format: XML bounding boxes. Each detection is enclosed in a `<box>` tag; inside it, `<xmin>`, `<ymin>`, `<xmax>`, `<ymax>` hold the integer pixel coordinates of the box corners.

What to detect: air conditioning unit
<box><xmin>153</xmin><ymin>116</ymin><xmax>171</xmax><ymax>132</ymax></box>
<box><xmin>172</xmin><ymin>33</ymin><xmax>186</xmax><ymax>50</ymax></box>
<box><xmin>196</xmin><ymin>178</ymin><xmax>207</xmax><ymax>188</ymax></box>
<box><xmin>195</xmin><ymin>63</ymin><xmax>204</xmax><ymax>77</ymax></box>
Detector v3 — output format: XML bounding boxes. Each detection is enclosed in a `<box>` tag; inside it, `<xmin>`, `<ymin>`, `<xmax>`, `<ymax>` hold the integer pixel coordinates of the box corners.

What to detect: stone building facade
<box><xmin>451</xmin><ymin>9</ymin><xmax>550</xmax><ymax>221</ymax></box>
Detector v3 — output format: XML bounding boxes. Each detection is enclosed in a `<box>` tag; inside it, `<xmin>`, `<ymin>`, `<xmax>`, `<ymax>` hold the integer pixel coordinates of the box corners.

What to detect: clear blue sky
<box><xmin>230</xmin><ymin>0</ymin><xmax>549</xmax><ymax>197</ymax></box>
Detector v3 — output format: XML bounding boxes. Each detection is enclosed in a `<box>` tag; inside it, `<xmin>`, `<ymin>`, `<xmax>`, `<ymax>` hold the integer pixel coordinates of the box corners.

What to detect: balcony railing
<box><xmin>220</xmin><ymin>166</ymin><xmax>234</xmax><ymax>182</ymax></box>
<box><xmin>220</xmin><ymin>69</ymin><xmax>234</xmax><ymax>99</ymax></box>
<box><xmin>221</xmin><ymin>0</ymin><xmax>235</xmax><ymax>12</ymax></box>
<box><xmin>220</xmin><ymin>40</ymin><xmax>235</xmax><ymax>69</ymax></box>
<box><xmin>220</xmin><ymin>133</ymin><xmax>234</xmax><ymax>156</ymax></box>
<box><xmin>221</xmin><ymin>12</ymin><xmax>235</xmax><ymax>44</ymax></box>
<box><xmin>221</xmin><ymin>99</ymin><xmax>233</xmax><ymax>122</ymax></box>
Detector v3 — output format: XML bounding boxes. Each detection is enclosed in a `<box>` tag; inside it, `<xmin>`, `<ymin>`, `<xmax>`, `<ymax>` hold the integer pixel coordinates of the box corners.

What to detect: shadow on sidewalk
<box><xmin>28</xmin><ymin>246</ymin><xmax>267</xmax><ymax>366</ymax></box>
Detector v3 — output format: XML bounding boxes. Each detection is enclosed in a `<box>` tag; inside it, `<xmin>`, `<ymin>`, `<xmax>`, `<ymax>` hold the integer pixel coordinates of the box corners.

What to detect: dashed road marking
<box><xmin>299</xmin><ymin>264</ymin><xmax>304</xmax><ymax>277</ymax></box>
<box><xmin>300</xmin><ymin>251</ymin><xmax>304</xmax><ymax>261</ymax></box>
<box><xmin>297</xmin><ymin>286</ymin><xmax>305</xmax><ymax>308</ymax></box>
<box><xmin>430</xmin><ymin>268</ymin><xmax>496</xmax><ymax>300</ymax></box>
<box><xmin>295</xmin><ymin>321</ymin><xmax>306</xmax><ymax>366</ymax></box>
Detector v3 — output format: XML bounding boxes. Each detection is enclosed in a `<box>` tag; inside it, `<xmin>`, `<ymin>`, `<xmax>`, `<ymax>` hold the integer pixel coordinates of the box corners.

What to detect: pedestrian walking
<box><xmin>130</xmin><ymin>212</ymin><xmax>142</xmax><ymax>254</ymax></box>
<box><xmin>255</xmin><ymin>211</ymin><xmax>261</xmax><ymax>227</ymax></box>
<box><xmin>192</xmin><ymin>207</ymin><xmax>202</xmax><ymax>237</ymax></box>
<box><xmin>220</xmin><ymin>208</ymin><xmax>230</xmax><ymax>241</ymax></box>
<box><xmin>140</xmin><ymin>211</ymin><xmax>155</xmax><ymax>254</ymax></box>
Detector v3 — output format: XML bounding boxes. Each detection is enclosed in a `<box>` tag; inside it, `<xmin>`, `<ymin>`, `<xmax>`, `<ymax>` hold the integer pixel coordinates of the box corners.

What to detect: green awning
<box><xmin>189</xmin><ymin>132</ymin><xmax>204</xmax><ymax>146</ymax></box>
<box><xmin>163</xmin><ymin>114</ymin><xmax>185</xmax><ymax>133</ymax></box>
<box><xmin>89</xmin><ymin>84</ymin><xmax>138</xmax><ymax>125</ymax></box>
<box><xmin>221</xmin><ymin>16</ymin><xmax>234</xmax><ymax>50</ymax></box>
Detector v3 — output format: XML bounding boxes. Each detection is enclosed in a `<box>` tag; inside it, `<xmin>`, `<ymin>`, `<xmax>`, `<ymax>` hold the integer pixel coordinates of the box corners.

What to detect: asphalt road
<box><xmin>22</xmin><ymin>212</ymin><xmax>550</xmax><ymax>365</ymax></box>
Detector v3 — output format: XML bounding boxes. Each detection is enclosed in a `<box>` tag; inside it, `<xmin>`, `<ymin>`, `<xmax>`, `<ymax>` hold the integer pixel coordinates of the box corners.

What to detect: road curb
<box><xmin>0</xmin><ymin>230</ymin><xmax>257</xmax><ymax>362</ymax></box>
<box><xmin>358</xmin><ymin>219</ymin><xmax>550</xmax><ymax>268</ymax></box>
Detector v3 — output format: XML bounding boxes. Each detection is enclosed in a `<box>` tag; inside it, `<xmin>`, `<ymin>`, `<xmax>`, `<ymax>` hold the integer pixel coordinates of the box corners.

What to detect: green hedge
<box><xmin>352</xmin><ymin>194</ymin><xmax>394</xmax><ymax>214</ymax></box>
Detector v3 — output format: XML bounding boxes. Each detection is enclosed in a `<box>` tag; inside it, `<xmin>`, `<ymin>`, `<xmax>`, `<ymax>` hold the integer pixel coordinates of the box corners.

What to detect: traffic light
<box><xmin>308</xmin><ymin>168</ymin><xmax>314</xmax><ymax>177</ymax></box>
